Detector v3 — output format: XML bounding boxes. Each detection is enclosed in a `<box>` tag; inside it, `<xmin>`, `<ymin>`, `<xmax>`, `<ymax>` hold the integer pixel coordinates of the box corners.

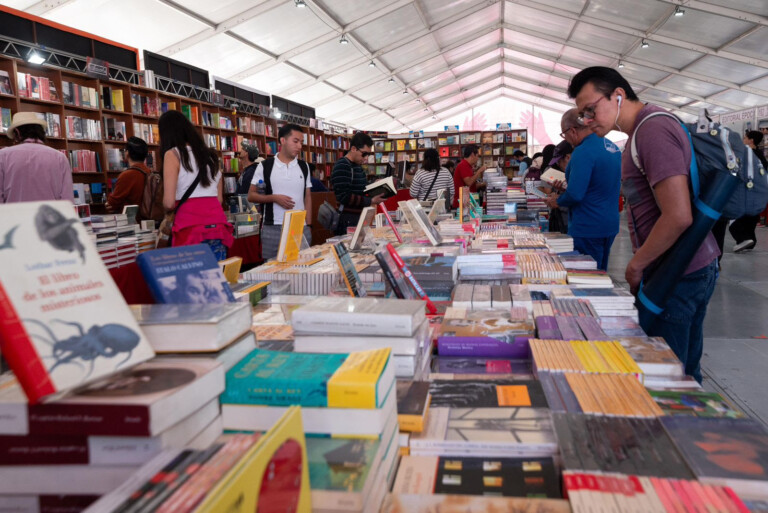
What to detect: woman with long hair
<box><xmin>409</xmin><ymin>148</ymin><xmax>455</xmax><ymax>202</ymax></box>
<box><xmin>160</xmin><ymin>110</ymin><xmax>233</xmax><ymax>260</ymax></box>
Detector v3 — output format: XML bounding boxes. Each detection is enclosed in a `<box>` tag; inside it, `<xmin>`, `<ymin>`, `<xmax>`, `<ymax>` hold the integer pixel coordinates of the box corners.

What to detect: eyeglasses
<box><xmin>559</xmin><ymin>127</ymin><xmax>574</xmax><ymax>139</ymax></box>
<box><xmin>360</xmin><ymin>151</ymin><xmax>372</xmax><ymax>157</ymax></box>
<box><xmin>578</xmin><ymin>96</ymin><xmax>607</xmax><ymax>123</ymax></box>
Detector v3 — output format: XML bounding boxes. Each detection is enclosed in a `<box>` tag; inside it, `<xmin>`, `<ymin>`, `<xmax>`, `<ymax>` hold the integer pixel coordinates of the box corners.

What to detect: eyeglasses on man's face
<box><xmin>578</xmin><ymin>95</ymin><xmax>607</xmax><ymax>123</ymax></box>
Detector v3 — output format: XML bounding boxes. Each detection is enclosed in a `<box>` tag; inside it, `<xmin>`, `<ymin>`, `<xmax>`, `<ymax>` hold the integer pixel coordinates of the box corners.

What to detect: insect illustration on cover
<box><xmin>24</xmin><ymin>319</ymin><xmax>140</xmax><ymax>377</ymax></box>
<box><xmin>34</xmin><ymin>205</ymin><xmax>85</xmax><ymax>263</ymax></box>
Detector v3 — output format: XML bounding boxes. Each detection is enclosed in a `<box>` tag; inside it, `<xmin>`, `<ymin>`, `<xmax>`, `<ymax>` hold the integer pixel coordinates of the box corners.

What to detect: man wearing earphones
<box><xmin>545</xmin><ymin>108</ymin><xmax>621</xmax><ymax>271</ymax></box>
<box><xmin>567</xmin><ymin>67</ymin><xmax>718</xmax><ymax>384</ymax></box>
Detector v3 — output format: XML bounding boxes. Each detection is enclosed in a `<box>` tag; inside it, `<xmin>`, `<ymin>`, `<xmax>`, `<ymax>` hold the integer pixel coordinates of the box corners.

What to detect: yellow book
<box><xmin>327</xmin><ymin>348</ymin><xmax>392</xmax><ymax>409</ymax></box>
<box><xmin>195</xmin><ymin>407</ymin><xmax>311</xmax><ymax>513</ymax></box>
<box><xmin>277</xmin><ymin>209</ymin><xmax>307</xmax><ymax>262</ymax></box>
<box><xmin>396</xmin><ymin>139</ymin><xmax>406</xmax><ymax>151</ymax></box>
<box><xmin>219</xmin><ymin>256</ymin><xmax>243</xmax><ymax>284</ymax></box>
<box><xmin>111</xmin><ymin>89</ymin><xmax>124</xmax><ymax>112</ymax></box>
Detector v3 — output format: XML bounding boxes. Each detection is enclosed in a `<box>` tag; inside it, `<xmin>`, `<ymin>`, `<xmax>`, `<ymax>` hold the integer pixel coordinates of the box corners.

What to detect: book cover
<box><xmin>397</xmin><ymin>380</ymin><xmax>431</xmax><ymax>432</ymax></box>
<box><xmin>349</xmin><ymin>206</ymin><xmax>375</xmax><ymax>251</ymax></box>
<box><xmin>386</xmin><ymin>243</ymin><xmax>438</xmax><ymax>315</ymax></box>
<box><xmin>429</xmin><ymin>380</ymin><xmax>547</xmax><ymax>409</ymax></box>
<box><xmin>365</xmin><ymin>176</ymin><xmax>396</xmax><ymax>198</ymax></box>
<box><xmin>222</xmin><ymin>347</ymin><xmax>392</xmax><ymax>409</ymax></box>
<box><xmin>430</xmin><ymin>357</ymin><xmax>533</xmax><ymax>380</ymax></box>
<box><xmin>662</xmin><ymin>416</ymin><xmax>768</xmax><ymax>492</ymax></box>
<box><xmin>136</xmin><ymin>244</ymin><xmax>235</xmax><ymax>304</ymax></box>
<box><xmin>649</xmin><ymin>390</ymin><xmax>744</xmax><ymax>418</ymax></box>
<box><xmin>0</xmin><ymin>358</ymin><xmax>224</xmax><ymax>437</ymax></box>
<box><xmin>393</xmin><ymin>455</ymin><xmax>560</xmax><ymax>498</ymax></box>
<box><xmin>617</xmin><ymin>336</ymin><xmax>684</xmax><ymax>377</ymax></box>
<box><xmin>0</xmin><ymin>201</ymin><xmax>154</xmax><ymax>403</ymax></box>
<box><xmin>0</xmin><ymin>70</ymin><xmax>12</xmax><ymax>95</ymax></box>
<box><xmin>381</xmin><ymin>494</ymin><xmax>570</xmax><ymax>512</ymax></box>
<box><xmin>277</xmin><ymin>209</ymin><xmax>307</xmax><ymax>262</ymax></box>
<box><xmin>375</xmin><ymin>246</ymin><xmax>416</xmax><ymax>300</ymax></box>
<box><xmin>191</xmin><ymin>407</ymin><xmax>311</xmax><ymax>513</ymax></box>
<box><xmin>331</xmin><ymin>242</ymin><xmax>367</xmax><ymax>297</ymax></box>
<box><xmin>438</xmin><ymin>308</ymin><xmax>533</xmax><ymax>357</ymax></box>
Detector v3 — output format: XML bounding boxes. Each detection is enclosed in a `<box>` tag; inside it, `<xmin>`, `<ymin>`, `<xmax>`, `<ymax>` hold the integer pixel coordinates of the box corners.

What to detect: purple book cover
<box><xmin>555</xmin><ymin>316</ymin><xmax>583</xmax><ymax>341</ymax></box>
<box><xmin>575</xmin><ymin>317</ymin><xmax>608</xmax><ymax>340</ymax></box>
<box><xmin>535</xmin><ymin>316</ymin><xmax>562</xmax><ymax>340</ymax></box>
<box><xmin>437</xmin><ymin>335</ymin><xmax>531</xmax><ymax>358</ymax></box>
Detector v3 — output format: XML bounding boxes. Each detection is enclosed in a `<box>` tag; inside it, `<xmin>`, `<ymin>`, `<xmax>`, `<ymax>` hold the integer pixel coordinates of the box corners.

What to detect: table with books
<box><xmin>0</xmin><ymin>197</ymin><xmax>765</xmax><ymax>513</ymax></box>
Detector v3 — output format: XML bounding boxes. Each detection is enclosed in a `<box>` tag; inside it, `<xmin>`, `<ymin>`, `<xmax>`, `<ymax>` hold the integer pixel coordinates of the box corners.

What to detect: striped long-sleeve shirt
<box><xmin>409</xmin><ymin>168</ymin><xmax>454</xmax><ymax>201</ymax></box>
<box><xmin>331</xmin><ymin>156</ymin><xmax>370</xmax><ymax>212</ymax></box>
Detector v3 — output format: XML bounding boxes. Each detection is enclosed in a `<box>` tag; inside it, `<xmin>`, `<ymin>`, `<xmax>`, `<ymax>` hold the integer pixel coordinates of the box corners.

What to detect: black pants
<box><xmin>335</xmin><ymin>211</ymin><xmax>361</xmax><ymax>236</ymax></box>
<box><xmin>711</xmin><ymin>217</ymin><xmax>729</xmax><ymax>261</ymax></box>
<box><xmin>729</xmin><ymin>215</ymin><xmax>760</xmax><ymax>244</ymax></box>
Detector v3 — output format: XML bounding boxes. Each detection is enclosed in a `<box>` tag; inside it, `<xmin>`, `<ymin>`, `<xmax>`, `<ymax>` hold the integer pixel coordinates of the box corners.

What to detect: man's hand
<box><xmin>370</xmin><ymin>193</ymin><xmax>387</xmax><ymax>206</ymax></box>
<box><xmin>545</xmin><ymin>193</ymin><xmax>559</xmax><ymax>209</ymax></box>
<box><xmin>272</xmin><ymin>194</ymin><xmax>295</xmax><ymax>210</ymax></box>
<box><xmin>552</xmin><ymin>179</ymin><xmax>567</xmax><ymax>192</ymax></box>
<box><xmin>625</xmin><ymin>259</ymin><xmax>644</xmax><ymax>295</ymax></box>
<box><xmin>477</xmin><ymin>165</ymin><xmax>487</xmax><ymax>175</ymax></box>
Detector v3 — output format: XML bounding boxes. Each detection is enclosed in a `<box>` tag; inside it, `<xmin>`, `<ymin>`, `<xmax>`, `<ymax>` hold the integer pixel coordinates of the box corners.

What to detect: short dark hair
<box><xmin>15</xmin><ymin>124</ymin><xmax>46</xmax><ymax>142</ymax></box>
<box><xmin>512</xmin><ymin>149</ymin><xmax>525</xmax><ymax>157</ymax></box>
<box><xmin>444</xmin><ymin>159</ymin><xmax>456</xmax><ymax>170</ymax></box>
<box><xmin>126</xmin><ymin>136</ymin><xmax>148</xmax><ymax>162</ymax></box>
<box><xmin>350</xmin><ymin>132</ymin><xmax>374</xmax><ymax>150</ymax></box>
<box><xmin>567</xmin><ymin>66</ymin><xmax>639</xmax><ymax>101</ymax></box>
<box><xmin>541</xmin><ymin>144</ymin><xmax>557</xmax><ymax>169</ymax></box>
<box><xmin>746</xmin><ymin>130</ymin><xmax>764</xmax><ymax>147</ymax></box>
<box><xmin>462</xmin><ymin>144</ymin><xmax>479</xmax><ymax>159</ymax></box>
<box><xmin>422</xmin><ymin>148</ymin><xmax>440</xmax><ymax>171</ymax></box>
<box><xmin>278</xmin><ymin>123</ymin><xmax>303</xmax><ymax>140</ymax></box>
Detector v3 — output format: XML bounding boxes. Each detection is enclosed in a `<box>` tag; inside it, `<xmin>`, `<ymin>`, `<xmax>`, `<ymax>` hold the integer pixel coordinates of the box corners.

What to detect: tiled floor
<box><xmin>606</xmin><ymin>215</ymin><xmax>768</xmax><ymax>428</ymax></box>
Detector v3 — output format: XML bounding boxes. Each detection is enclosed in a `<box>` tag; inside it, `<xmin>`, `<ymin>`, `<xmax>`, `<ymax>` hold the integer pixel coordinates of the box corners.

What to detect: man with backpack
<box><xmin>106</xmin><ymin>137</ymin><xmax>151</xmax><ymax>214</ymax></box>
<box><xmin>248</xmin><ymin>123</ymin><xmax>312</xmax><ymax>260</ymax></box>
<box><xmin>568</xmin><ymin>66</ymin><xmax>719</xmax><ymax>384</ymax></box>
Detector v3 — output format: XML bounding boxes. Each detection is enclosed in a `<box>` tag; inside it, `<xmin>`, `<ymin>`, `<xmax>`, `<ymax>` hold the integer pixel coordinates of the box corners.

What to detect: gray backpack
<box><xmin>630</xmin><ymin>110</ymin><xmax>767</xmax><ymax>219</ymax></box>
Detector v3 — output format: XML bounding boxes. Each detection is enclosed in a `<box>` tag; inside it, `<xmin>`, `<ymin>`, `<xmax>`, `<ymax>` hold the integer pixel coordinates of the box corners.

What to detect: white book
<box><xmin>130</xmin><ymin>302</ymin><xmax>251</xmax><ymax>352</ymax></box>
<box><xmin>293</xmin><ymin>319</ymin><xmax>428</xmax><ymax>356</ymax></box>
<box><xmin>0</xmin><ymin>463</ymin><xmax>142</xmax><ymax>495</ymax></box>
<box><xmin>406</xmin><ymin>200</ymin><xmax>442</xmax><ymax>246</ymax></box>
<box><xmin>291</xmin><ymin>297</ymin><xmax>426</xmax><ymax>337</ymax></box>
<box><xmin>350</xmin><ymin>206</ymin><xmax>376</xmax><ymax>250</ymax></box>
<box><xmin>223</xmin><ymin>383</ymin><xmax>397</xmax><ymax>437</ymax></box>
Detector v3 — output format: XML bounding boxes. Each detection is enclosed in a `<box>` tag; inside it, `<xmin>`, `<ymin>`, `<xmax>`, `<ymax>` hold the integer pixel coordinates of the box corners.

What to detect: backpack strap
<box><xmin>262</xmin><ymin>158</ymin><xmax>275</xmax><ymax>225</ymax></box>
<box><xmin>297</xmin><ymin>159</ymin><xmax>309</xmax><ymax>182</ymax></box>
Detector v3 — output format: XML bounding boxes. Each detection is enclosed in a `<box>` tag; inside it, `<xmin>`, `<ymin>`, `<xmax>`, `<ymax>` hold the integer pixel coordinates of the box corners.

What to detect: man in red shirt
<box><xmin>452</xmin><ymin>144</ymin><xmax>486</xmax><ymax>208</ymax></box>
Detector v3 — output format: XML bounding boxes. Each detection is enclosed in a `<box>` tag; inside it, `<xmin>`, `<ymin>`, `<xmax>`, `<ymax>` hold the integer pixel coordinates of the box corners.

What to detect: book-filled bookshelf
<box><xmin>362</xmin><ymin>129</ymin><xmax>527</xmax><ymax>183</ymax></box>
<box><xmin>0</xmin><ymin>54</ymin><xmax>350</xmax><ymax>209</ymax></box>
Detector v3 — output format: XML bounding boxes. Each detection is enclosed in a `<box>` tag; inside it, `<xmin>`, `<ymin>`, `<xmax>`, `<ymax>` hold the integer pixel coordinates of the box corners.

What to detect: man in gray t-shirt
<box><xmin>567</xmin><ymin>67</ymin><xmax>718</xmax><ymax>384</ymax></box>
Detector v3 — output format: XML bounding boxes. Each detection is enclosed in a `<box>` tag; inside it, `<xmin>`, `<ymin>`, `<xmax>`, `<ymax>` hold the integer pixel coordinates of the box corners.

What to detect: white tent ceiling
<box><xmin>8</xmin><ymin>0</ymin><xmax>768</xmax><ymax>132</ymax></box>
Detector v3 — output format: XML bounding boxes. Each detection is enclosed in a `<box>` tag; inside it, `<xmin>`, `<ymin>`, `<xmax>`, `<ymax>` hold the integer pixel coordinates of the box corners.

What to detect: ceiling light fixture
<box><xmin>274</xmin><ymin>109</ymin><xmax>282</xmax><ymax>119</ymax></box>
<box><xmin>402</xmin><ymin>90</ymin><xmax>408</xmax><ymax>94</ymax></box>
<box><xmin>339</xmin><ymin>34</ymin><xmax>349</xmax><ymax>44</ymax></box>
<box><xmin>388</xmin><ymin>77</ymin><xmax>395</xmax><ymax>83</ymax></box>
<box><xmin>368</xmin><ymin>61</ymin><xmax>376</xmax><ymax>68</ymax></box>
<box><xmin>423</xmin><ymin>108</ymin><xmax>428</xmax><ymax>112</ymax></box>
<box><xmin>641</xmin><ymin>40</ymin><xmax>649</xmax><ymax>48</ymax></box>
<box><xmin>618</xmin><ymin>61</ymin><xmax>625</xmax><ymax>68</ymax></box>
<box><xmin>674</xmin><ymin>6</ymin><xmax>685</xmax><ymax>16</ymax></box>
<box><xmin>27</xmin><ymin>50</ymin><xmax>45</xmax><ymax>65</ymax></box>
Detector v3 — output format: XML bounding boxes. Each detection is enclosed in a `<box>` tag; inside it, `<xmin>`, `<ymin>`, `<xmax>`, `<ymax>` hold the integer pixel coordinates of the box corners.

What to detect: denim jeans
<box><xmin>202</xmin><ymin>239</ymin><xmax>228</xmax><ymax>261</ymax></box>
<box><xmin>637</xmin><ymin>260</ymin><xmax>718</xmax><ymax>384</ymax></box>
<box><xmin>573</xmin><ymin>235</ymin><xmax>616</xmax><ymax>272</ymax></box>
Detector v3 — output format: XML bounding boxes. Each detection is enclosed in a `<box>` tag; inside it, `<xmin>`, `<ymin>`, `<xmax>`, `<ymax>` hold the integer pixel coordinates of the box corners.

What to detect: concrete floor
<box><xmin>606</xmin><ymin>215</ymin><xmax>768</xmax><ymax>428</ymax></box>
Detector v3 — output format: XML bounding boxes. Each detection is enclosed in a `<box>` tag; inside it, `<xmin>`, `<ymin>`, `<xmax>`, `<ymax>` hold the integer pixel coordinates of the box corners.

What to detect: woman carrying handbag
<box><xmin>158</xmin><ymin>110</ymin><xmax>233</xmax><ymax>260</ymax></box>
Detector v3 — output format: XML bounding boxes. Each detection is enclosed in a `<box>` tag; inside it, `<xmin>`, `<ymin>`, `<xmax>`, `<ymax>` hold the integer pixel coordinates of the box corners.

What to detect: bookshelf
<box><xmin>438</xmin><ymin>129</ymin><xmax>528</xmax><ymax>177</ymax></box>
<box><xmin>0</xmin><ymin>54</ymin><xmax>350</xmax><ymax>207</ymax></box>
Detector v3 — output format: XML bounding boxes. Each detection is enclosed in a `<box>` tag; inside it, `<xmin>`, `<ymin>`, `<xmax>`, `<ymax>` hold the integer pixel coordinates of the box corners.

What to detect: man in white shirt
<box><xmin>248</xmin><ymin>123</ymin><xmax>312</xmax><ymax>260</ymax></box>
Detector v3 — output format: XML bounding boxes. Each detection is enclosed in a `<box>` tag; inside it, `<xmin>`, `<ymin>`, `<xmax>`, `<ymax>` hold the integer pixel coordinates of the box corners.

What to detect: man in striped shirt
<box><xmin>330</xmin><ymin>132</ymin><xmax>386</xmax><ymax>235</ymax></box>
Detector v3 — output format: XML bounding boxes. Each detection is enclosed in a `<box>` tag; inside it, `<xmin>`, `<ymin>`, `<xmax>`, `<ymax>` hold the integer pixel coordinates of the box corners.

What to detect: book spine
<box><xmin>27</xmin><ymin>404</ymin><xmax>151</xmax><ymax>437</ymax></box>
<box><xmin>0</xmin><ymin>282</ymin><xmax>55</xmax><ymax>404</ymax></box>
<box><xmin>0</xmin><ymin>435</ymin><xmax>90</xmax><ymax>465</ymax></box>
<box><xmin>375</xmin><ymin>252</ymin><xmax>406</xmax><ymax>299</ymax></box>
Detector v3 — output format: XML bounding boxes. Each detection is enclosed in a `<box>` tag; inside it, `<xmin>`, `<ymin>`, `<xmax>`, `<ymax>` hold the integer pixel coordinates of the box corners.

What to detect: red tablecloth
<box><xmin>229</xmin><ymin>235</ymin><xmax>262</xmax><ymax>266</ymax></box>
<box><xmin>383</xmin><ymin>189</ymin><xmax>412</xmax><ymax>210</ymax></box>
<box><xmin>109</xmin><ymin>263</ymin><xmax>154</xmax><ymax>305</ymax></box>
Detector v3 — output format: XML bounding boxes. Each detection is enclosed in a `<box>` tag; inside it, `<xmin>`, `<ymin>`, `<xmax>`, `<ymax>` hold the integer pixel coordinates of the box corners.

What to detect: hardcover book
<box><xmin>393</xmin><ymin>455</ymin><xmax>560</xmax><ymax>498</ymax></box>
<box><xmin>221</xmin><ymin>347</ymin><xmax>393</xmax><ymax>409</ymax></box>
<box><xmin>0</xmin><ymin>201</ymin><xmax>154</xmax><ymax>403</ymax></box>
<box><xmin>136</xmin><ymin>244</ymin><xmax>235</xmax><ymax>304</ymax></box>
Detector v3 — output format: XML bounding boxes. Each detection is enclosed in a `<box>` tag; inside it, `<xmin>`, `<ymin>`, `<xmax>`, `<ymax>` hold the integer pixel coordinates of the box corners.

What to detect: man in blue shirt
<box><xmin>546</xmin><ymin>108</ymin><xmax>621</xmax><ymax>271</ymax></box>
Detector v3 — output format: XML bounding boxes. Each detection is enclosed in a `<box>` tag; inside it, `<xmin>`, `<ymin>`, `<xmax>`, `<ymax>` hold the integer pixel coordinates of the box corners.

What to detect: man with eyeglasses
<box><xmin>331</xmin><ymin>131</ymin><xmax>386</xmax><ymax>235</ymax></box>
<box><xmin>545</xmin><ymin>108</ymin><xmax>621</xmax><ymax>271</ymax></box>
<box><xmin>568</xmin><ymin>66</ymin><xmax>719</xmax><ymax>385</ymax></box>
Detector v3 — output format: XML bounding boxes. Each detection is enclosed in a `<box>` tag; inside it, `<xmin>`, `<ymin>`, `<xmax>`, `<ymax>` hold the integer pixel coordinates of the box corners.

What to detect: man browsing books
<box><xmin>236</xmin><ymin>142</ymin><xmax>263</xmax><ymax>195</ymax></box>
<box><xmin>0</xmin><ymin>112</ymin><xmax>73</xmax><ymax>203</ymax></box>
<box><xmin>331</xmin><ymin>132</ymin><xmax>386</xmax><ymax>235</ymax></box>
<box><xmin>452</xmin><ymin>144</ymin><xmax>486</xmax><ymax>208</ymax></box>
<box><xmin>106</xmin><ymin>137</ymin><xmax>150</xmax><ymax>213</ymax></box>
<box><xmin>248</xmin><ymin>123</ymin><xmax>312</xmax><ymax>260</ymax></box>
<box><xmin>567</xmin><ymin>66</ymin><xmax>718</xmax><ymax>384</ymax></box>
<box><xmin>544</xmin><ymin>108</ymin><xmax>621</xmax><ymax>271</ymax></box>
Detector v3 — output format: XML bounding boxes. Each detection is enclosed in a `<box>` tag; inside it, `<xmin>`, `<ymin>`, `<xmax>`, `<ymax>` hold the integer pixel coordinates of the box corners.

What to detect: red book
<box><xmin>377</xmin><ymin>203</ymin><xmax>401</xmax><ymax>243</ymax></box>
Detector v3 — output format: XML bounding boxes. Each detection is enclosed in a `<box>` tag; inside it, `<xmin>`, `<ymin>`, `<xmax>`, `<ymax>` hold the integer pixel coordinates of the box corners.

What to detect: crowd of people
<box><xmin>2</xmin><ymin>65</ymin><xmax>766</xmax><ymax>384</ymax></box>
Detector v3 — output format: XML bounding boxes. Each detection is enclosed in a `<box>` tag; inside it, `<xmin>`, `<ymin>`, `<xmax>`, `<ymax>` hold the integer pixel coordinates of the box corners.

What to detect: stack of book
<box><xmin>401</xmin><ymin>255</ymin><xmax>457</xmax><ymax>299</ymax></box>
<box><xmin>291</xmin><ymin>297</ymin><xmax>430</xmax><ymax>379</ymax></box>
<box><xmin>437</xmin><ymin>306</ymin><xmax>534</xmax><ymax>358</ymax></box>
<box><xmin>455</xmin><ymin>254</ymin><xmax>521</xmax><ymax>281</ymax></box>
<box><xmin>552</xmin><ymin>287</ymin><xmax>639</xmax><ymax>320</ymax></box>
<box><xmin>220</xmin><ymin>347</ymin><xmax>399</xmax><ymax>513</ymax></box>
<box><xmin>543</xmin><ymin>232</ymin><xmax>575</xmax><ymax>253</ymax></box>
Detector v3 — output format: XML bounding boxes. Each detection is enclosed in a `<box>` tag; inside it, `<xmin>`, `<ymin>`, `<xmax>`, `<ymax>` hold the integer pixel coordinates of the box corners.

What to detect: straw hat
<box><xmin>7</xmin><ymin>112</ymin><xmax>47</xmax><ymax>139</ymax></box>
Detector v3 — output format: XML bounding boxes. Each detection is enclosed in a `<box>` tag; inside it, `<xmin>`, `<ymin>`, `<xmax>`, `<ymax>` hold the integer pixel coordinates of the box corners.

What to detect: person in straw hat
<box><xmin>0</xmin><ymin>111</ymin><xmax>73</xmax><ymax>203</ymax></box>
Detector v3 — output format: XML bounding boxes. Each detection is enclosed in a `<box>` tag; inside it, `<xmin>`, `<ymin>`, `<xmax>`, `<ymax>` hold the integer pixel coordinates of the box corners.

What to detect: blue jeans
<box><xmin>573</xmin><ymin>235</ymin><xmax>616</xmax><ymax>271</ymax></box>
<box><xmin>203</xmin><ymin>239</ymin><xmax>228</xmax><ymax>261</ymax></box>
<box><xmin>637</xmin><ymin>260</ymin><xmax>718</xmax><ymax>384</ymax></box>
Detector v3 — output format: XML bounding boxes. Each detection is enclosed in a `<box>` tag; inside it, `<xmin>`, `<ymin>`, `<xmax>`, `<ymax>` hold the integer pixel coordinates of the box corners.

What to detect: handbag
<box><xmin>155</xmin><ymin>168</ymin><xmax>202</xmax><ymax>249</ymax></box>
<box><xmin>317</xmin><ymin>200</ymin><xmax>341</xmax><ymax>232</ymax></box>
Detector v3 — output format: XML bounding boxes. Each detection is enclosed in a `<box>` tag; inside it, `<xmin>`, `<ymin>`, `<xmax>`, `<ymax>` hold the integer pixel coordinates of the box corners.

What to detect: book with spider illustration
<box><xmin>0</xmin><ymin>201</ymin><xmax>155</xmax><ymax>404</ymax></box>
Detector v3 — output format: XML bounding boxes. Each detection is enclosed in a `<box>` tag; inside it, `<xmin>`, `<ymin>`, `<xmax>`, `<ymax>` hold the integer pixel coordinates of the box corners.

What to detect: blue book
<box><xmin>136</xmin><ymin>244</ymin><xmax>235</xmax><ymax>304</ymax></box>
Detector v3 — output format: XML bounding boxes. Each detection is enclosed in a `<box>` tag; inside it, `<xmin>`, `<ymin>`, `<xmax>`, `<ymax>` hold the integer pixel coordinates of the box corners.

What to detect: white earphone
<box><xmin>617</xmin><ymin>95</ymin><xmax>623</xmax><ymax>107</ymax></box>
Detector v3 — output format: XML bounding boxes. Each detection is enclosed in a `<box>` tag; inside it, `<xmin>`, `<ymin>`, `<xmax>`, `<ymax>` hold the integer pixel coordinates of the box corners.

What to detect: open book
<box><xmin>365</xmin><ymin>176</ymin><xmax>397</xmax><ymax>198</ymax></box>
<box><xmin>541</xmin><ymin>168</ymin><xmax>566</xmax><ymax>187</ymax></box>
